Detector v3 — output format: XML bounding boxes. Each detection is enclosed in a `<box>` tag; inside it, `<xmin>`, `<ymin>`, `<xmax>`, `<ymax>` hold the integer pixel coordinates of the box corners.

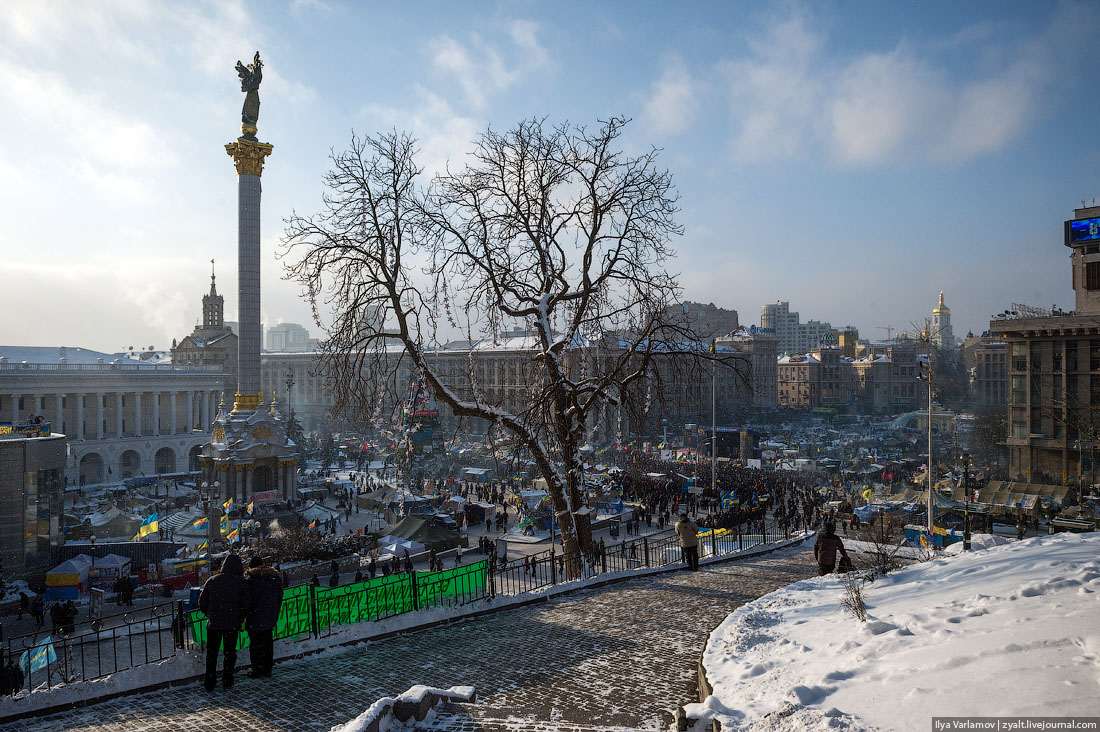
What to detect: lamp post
<box><xmin>285</xmin><ymin>370</ymin><xmax>295</xmax><ymax>408</ymax></box>
<box><xmin>961</xmin><ymin>452</ymin><xmax>972</xmax><ymax>551</ymax></box>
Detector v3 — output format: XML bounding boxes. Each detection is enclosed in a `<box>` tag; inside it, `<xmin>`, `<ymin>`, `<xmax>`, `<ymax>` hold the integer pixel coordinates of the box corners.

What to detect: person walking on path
<box><xmin>813</xmin><ymin>522</ymin><xmax>847</xmax><ymax>575</ymax></box>
<box><xmin>675</xmin><ymin>513</ymin><xmax>700</xmax><ymax>571</ymax></box>
<box><xmin>30</xmin><ymin>595</ymin><xmax>45</xmax><ymax>629</ymax></box>
<box><xmin>198</xmin><ymin>554</ymin><xmax>251</xmax><ymax>691</ymax></box>
<box><xmin>454</xmin><ymin>545</ymin><xmax>463</xmax><ymax>568</ymax></box>
<box><xmin>244</xmin><ymin>556</ymin><xmax>283</xmax><ymax>679</ymax></box>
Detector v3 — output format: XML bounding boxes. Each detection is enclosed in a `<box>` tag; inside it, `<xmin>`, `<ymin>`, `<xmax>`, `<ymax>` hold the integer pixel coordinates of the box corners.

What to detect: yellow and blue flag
<box><xmin>139</xmin><ymin>512</ymin><xmax>159</xmax><ymax>538</ymax></box>
<box><xmin>225</xmin><ymin>528</ymin><xmax>240</xmax><ymax>543</ymax></box>
<box><xmin>247</xmin><ymin>501</ymin><xmax>254</xmax><ymax>515</ymax></box>
<box><xmin>194</xmin><ymin>517</ymin><xmax>209</xmax><ymax>531</ymax></box>
<box><xmin>195</xmin><ymin>540</ymin><xmax>208</xmax><ymax>552</ymax></box>
<box><xmin>223</xmin><ymin>498</ymin><xmax>234</xmax><ymax>514</ymax></box>
<box><xmin>308</xmin><ymin>519</ymin><xmax>317</xmax><ymax>529</ymax></box>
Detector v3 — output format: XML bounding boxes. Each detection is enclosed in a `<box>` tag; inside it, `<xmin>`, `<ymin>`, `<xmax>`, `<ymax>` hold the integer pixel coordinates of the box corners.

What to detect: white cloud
<box><xmin>722</xmin><ymin>8</ymin><xmax>1072</xmax><ymax>167</ymax></box>
<box><xmin>642</xmin><ymin>56</ymin><xmax>701</xmax><ymax>137</ymax></box>
<box><xmin>428</xmin><ymin>19</ymin><xmax>550</xmax><ymax>109</ymax></box>
<box><xmin>723</xmin><ymin>14</ymin><xmax>823</xmax><ymax>161</ymax></box>
<box><xmin>361</xmin><ymin>87</ymin><xmax>480</xmax><ymax>178</ymax></box>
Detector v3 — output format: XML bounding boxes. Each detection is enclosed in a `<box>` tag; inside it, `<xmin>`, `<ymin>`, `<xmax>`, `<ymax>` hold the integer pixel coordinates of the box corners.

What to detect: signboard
<box><xmin>251</xmin><ymin>490</ymin><xmax>280</xmax><ymax>504</ymax></box>
<box><xmin>1067</xmin><ymin>216</ymin><xmax>1100</xmax><ymax>245</ymax></box>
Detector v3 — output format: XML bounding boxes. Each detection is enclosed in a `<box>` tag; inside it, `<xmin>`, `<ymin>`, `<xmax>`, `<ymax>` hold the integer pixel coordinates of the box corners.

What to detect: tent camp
<box><xmin>386</xmin><ymin>515</ymin><xmax>463</xmax><ymax>552</ymax></box>
<box><xmin>376</xmin><ymin>535</ymin><xmax>426</xmax><ymax>559</ymax></box>
<box><xmin>464</xmin><ymin>501</ymin><xmax>496</xmax><ymax>524</ymax></box>
<box><xmin>46</xmin><ymin>554</ymin><xmax>94</xmax><ymax>601</ymax></box>
<box><xmin>86</xmin><ymin>507</ymin><xmax>141</xmax><ymax>540</ymax></box>
<box><xmin>90</xmin><ymin>554</ymin><xmax>132</xmax><ymax>590</ymax></box>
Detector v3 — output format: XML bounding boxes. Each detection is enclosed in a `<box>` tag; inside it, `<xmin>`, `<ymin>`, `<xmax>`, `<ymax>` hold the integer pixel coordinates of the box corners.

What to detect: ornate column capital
<box><xmin>225</xmin><ymin>138</ymin><xmax>274</xmax><ymax>177</ymax></box>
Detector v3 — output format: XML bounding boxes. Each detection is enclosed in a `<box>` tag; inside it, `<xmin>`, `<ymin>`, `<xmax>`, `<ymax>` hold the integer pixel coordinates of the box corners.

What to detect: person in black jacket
<box><xmin>198</xmin><ymin>554</ymin><xmax>250</xmax><ymax>691</ymax></box>
<box><xmin>244</xmin><ymin>556</ymin><xmax>283</xmax><ymax>679</ymax></box>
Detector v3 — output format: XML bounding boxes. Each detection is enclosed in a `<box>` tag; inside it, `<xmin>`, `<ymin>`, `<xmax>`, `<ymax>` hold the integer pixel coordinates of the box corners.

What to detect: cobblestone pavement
<box><xmin>9</xmin><ymin>547</ymin><xmax>815</xmax><ymax>732</ymax></box>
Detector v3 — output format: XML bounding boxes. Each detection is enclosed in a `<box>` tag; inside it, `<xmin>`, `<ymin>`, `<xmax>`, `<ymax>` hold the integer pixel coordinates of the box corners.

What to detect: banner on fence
<box><xmin>187</xmin><ymin>561</ymin><xmax>487</xmax><ymax>648</ymax></box>
<box><xmin>20</xmin><ymin>636</ymin><xmax>57</xmax><ymax>676</ymax></box>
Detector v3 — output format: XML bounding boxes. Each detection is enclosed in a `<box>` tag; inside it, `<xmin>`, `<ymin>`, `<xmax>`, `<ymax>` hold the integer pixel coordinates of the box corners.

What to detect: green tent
<box><xmin>388</xmin><ymin>515</ymin><xmax>462</xmax><ymax>552</ymax></box>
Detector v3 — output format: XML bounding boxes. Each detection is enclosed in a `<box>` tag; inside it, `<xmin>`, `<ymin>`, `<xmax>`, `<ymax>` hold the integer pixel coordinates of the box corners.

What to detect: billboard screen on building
<box><xmin>1066</xmin><ymin>216</ymin><xmax>1100</xmax><ymax>245</ymax></box>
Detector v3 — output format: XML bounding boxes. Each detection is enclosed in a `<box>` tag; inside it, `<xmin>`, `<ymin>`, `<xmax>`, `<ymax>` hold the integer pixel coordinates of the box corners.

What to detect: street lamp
<box><xmin>960</xmin><ymin>452</ymin><xmax>972</xmax><ymax>551</ymax></box>
<box><xmin>286</xmin><ymin>370</ymin><xmax>295</xmax><ymax>408</ymax></box>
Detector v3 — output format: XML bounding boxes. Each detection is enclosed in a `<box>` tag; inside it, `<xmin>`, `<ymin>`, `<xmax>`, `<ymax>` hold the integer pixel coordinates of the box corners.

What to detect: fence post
<box><xmin>175</xmin><ymin>600</ymin><xmax>185</xmax><ymax>649</ymax></box>
<box><xmin>710</xmin><ymin>529</ymin><xmax>717</xmax><ymax>558</ymax></box>
<box><xmin>490</xmin><ymin>563</ymin><xmax>497</xmax><ymax>598</ymax></box>
<box><xmin>643</xmin><ymin>536</ymin><xmax>650</xmax><ymax>567</ymax></box>
<box><xmin>550</xmin><ymin>548</ymin><xmax>557</xmax><ymax>584</ymax></box>
<box><xmin>738</xmin><ymin>524</ymin><xmax>743</xmax><ymax>551</ymax></box>
<box><xmin>785</xmin><ymin>521</ymin><xmax>790</xmax><ymax>541</ymax></box>
<box><xmin>308</xmin><ymin>584</ymin><xmax>319</xmax><ymax>638</ymax></box>
<box><xmin>411</xmin><ymin>571</ymin><xmax>420</xmax><ymax>612</ymax></box>
<box><xmin>600</xmin><ymin>544</ymin><xmax>607</xmax><ymax>574</ymax></box>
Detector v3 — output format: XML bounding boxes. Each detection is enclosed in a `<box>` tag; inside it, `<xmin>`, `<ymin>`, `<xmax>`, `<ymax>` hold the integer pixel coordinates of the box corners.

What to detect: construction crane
<box><xmin>877</xmin><ymin>325</ymin><xmax>894</xmax><ymax>340</ymax></box>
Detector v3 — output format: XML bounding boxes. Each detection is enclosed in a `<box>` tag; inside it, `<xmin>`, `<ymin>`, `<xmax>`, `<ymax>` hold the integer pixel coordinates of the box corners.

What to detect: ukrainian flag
<box><xmin>139</xmin><ymin>512</ymin><xmax>159</xmax><ymax>538</ymax></box>
<box><xmin>308</xmin><ymin>519</ymin><xmax>317</xmax><ymax>529</ymax></box>
<box><xmin>225</xmin><ymin>528</ymin><xmax>240</xmax><ymax>543</ymax></box>
<box><xmin>195</xmin><ymin>540</ymin><xmax>208</xmax><ymax>552</ymax></box>
<box><xmin>220</xmin><ymin>515</ymin><xmax>228</xmax><ymax>532</ymax></box>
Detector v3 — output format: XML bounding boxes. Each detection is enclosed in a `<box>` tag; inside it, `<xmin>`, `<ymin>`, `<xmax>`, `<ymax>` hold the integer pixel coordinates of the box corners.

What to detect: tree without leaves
<box><xmin>282</xmin><ymin>117</ymin><xmax>746</xmax><ymax>577</ymax></box>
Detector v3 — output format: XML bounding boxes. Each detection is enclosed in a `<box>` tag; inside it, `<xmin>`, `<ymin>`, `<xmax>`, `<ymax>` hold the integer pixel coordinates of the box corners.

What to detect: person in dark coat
<box><xmin>244</xmin><ymin>557</ymin><xmax>283</xmax><ymax>679</ymax></box>
<box><xmin>813</xmin><ymin>522</ymin><xmax>847</xmax><ymax>575</ymax></box>
<box><xmin>198</xmin><ymin>553</ymin><xmax>251</xmax><ymax>691</ymax></box>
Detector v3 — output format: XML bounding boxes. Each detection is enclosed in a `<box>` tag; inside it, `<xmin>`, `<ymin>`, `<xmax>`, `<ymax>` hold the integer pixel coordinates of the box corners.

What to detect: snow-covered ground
<box><xmin>690</xmin><ymin>533</ymin><xmax>1100</xmax><ymax>731</ymax></box>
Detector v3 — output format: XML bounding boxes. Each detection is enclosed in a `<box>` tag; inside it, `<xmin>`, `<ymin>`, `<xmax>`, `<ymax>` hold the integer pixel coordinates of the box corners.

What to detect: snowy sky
<box><xmin>2</xmin><ymin>1</ymin><xmax>1098</xmax><ymax>353</ymax></box>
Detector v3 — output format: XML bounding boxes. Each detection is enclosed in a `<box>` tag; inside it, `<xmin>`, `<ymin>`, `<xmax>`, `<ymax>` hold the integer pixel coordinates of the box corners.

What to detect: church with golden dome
<box><xmin>932</xmin><ymin>291</ymin><xmax>954</xmax><ymax>350</ymax></box>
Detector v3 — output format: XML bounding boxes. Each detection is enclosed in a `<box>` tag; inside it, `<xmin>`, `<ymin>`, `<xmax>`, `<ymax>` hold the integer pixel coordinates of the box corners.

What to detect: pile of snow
<box><xmin>691</xmin><ymin>533</ymin><xmax>1100</xmax><ymax>731</ymax></box>
<box><xmin>331</xmin><ymin>685</ymin><xmax>475</xmax><ymax>732</ymax></box>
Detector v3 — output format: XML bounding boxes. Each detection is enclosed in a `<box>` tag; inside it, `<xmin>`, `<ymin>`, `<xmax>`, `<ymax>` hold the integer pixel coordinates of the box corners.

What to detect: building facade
<box><xmin>0</xmin><ymin>347</ymin><xmax>226</xmax><ymax>485</ymax></box>
<box><xmin>990</xmin><ymin>204</ymin><xmax>1100</xmax><ymax>483</ymax></box>
<box><xmin>0</xmin><ymin>427</ymin><xmax>66</xmax><ymax>577</ymax></box>
<box><xmin>172</xmin><ymin>270</ymin><xmax>238</xmax><ymax>388</ymax></box>
<box><xmin>760</xmin><ymin>301</ymin><xmax>833</xmax><ymax>355</ymax></box>
<box><xmin>266</xmin><ymin>322</ymin><xmax>318</xmax><ymax>352</ymax></box>
<box><xmin>663</xmin><ymin>302</ymin><xmax>740</xmax><ymax>340</ymax></box>
<box><xmin>973</xmin><ymin>336</ymin><xmax>1007</xmax><ymax>410</ymax></box>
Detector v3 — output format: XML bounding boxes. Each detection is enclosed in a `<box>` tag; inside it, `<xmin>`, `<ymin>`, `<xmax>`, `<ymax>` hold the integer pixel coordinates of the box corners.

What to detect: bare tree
<box><xmin>282</xmin><ymin>118</ymin><xmax>742</xmax><ymax>577</ymax></box>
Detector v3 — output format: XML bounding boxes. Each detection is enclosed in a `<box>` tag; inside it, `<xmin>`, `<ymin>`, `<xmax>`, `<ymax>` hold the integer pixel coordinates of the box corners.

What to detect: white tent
<box><xmin>376</xmin><ymin>536</ymin><xmax>425</xmax><ymax>557</ymax></box>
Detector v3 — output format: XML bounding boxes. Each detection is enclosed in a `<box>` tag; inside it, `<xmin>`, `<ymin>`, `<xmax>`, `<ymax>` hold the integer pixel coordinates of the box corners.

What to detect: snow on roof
<box><xmin>0</xmin><ymin>346</ymin><xmax>160</xmax><ymax>366</ymax></box>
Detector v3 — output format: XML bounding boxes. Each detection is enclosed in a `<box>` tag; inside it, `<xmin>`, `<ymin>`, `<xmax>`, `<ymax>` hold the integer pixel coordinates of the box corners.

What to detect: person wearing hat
<box><xmin>675</xmin><ymin>513</ymin><xmax>700</xmax><ymax>571</ymax></box>
<box><xmin>245</xmin><ymin>556</ymin><xmax>284</xmax><ymax>678</ymax></box>
<box><xmin>813</xmin><ymin>522</ymin><xmax>847</xmax><ymax>575</ymax></box>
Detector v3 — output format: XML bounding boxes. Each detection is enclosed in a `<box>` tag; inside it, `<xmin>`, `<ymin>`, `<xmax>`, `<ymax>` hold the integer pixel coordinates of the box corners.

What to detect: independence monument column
<box><xmin>225</xmin><ymin>51</ymin><xmax>272</xmax><ymax>412</ymax></box>
<box><xmin>199</xmin><ymin>52</ymin><xmax>298</xmax><ymax>520</ymax></box>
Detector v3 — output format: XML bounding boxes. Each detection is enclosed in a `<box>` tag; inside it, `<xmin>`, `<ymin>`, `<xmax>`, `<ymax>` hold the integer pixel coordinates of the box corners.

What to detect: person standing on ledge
<box><xmin>198</xmin><ymin>554</ymin><xmax>251</xmax><ymax>691</ymax></box>
<box><xmin>675</xmin><ymin>513</ymin><xmax>700</xmax><ymax>571</ymax></box>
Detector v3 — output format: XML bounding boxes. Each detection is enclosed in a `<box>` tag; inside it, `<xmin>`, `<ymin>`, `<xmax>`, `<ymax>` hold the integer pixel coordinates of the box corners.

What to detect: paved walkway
<box><xmin>8</xmin><ymin>547</ymin><xmax>815</xmax><ymax>732</ymax></box>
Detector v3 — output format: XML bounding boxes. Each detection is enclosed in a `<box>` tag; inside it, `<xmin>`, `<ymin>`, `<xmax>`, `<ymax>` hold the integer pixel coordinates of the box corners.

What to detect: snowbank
<box><xmin>692</xmin><ymin>533</ymin><xmax>1100</xmax><ymax>731</ymax></box>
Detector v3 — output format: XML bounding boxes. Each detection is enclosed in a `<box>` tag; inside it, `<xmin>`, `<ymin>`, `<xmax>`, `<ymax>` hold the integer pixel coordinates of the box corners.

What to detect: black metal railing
<box><xmin>5</xmin><ymin>518</ymin><xmax>805</xmax><ymax>698</ymax></box>
<box><xmin>2</xmin><ymin>601</ymin><xmax>184</xmax><ymax>695</ymax></box>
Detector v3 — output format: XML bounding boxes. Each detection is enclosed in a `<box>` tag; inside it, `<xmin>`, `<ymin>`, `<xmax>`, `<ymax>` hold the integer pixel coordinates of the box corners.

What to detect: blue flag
<box><xmin>20</xmin><ymin>636</ymin><xmax>57</xmax><ymax>676</ymax></box>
